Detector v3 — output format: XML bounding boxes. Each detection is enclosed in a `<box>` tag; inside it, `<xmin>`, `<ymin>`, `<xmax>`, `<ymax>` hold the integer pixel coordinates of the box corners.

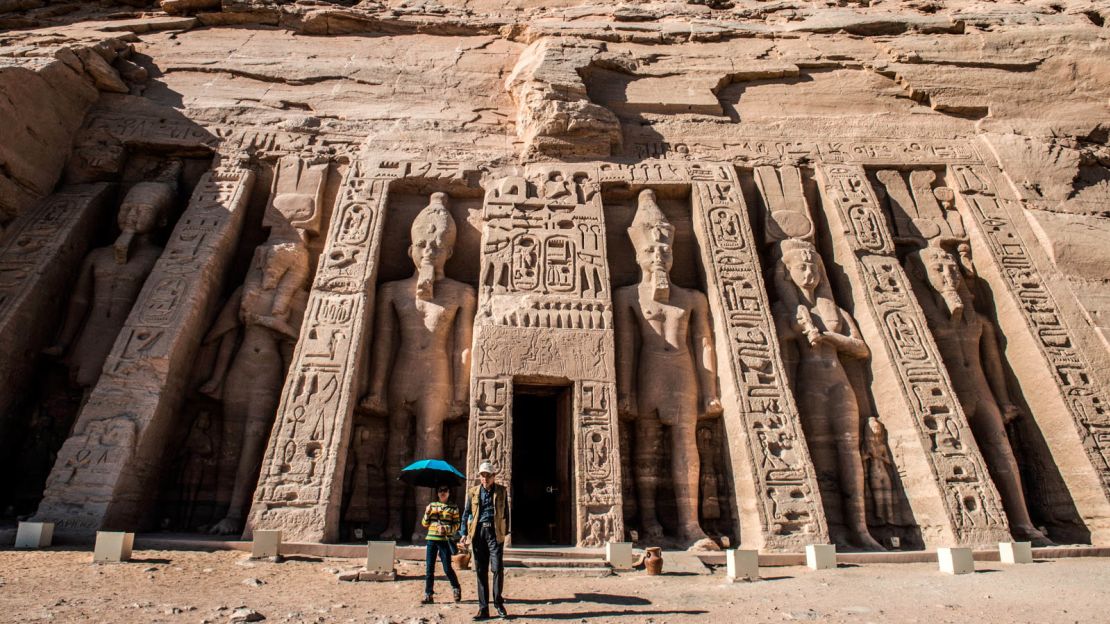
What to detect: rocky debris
<box><xmin>229</xmin><ymin>607</ymin><xmax>265</xmax><ymax>623</ymax></box>
<box><xmin>242</xmin><ymin>577</ymin><xmax>265</xmax><ymax>587</ymax></box>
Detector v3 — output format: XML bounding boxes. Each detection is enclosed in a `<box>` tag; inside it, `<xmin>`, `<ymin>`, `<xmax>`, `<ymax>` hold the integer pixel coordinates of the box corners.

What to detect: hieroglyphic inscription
<box><xmin>690</xmin><ymin>165</ymin><xmax>828</xmax><ymax>548</ymax></box>
<box><xmin>0</xmin><ymin>184</ymin><xmax>111</xmax><ymax>451</ymax></box>
<box><xmin>471</xmin><ymin>164</ymin><xmax>623</xmax><ymax>546</ymax></box>
<box><xmin>817</xmin><ymin>164</ymin><xmax>1009</xmax><ymax>543</ymax></box>
<box><xmin>951</xmin><ymin>165</ymin><xmax>1110</xmax><ymax>499</ymax></box>
<box><xmin>247</xmin><ymin>160</ymin><xmax>389</xmax><ymax>542</ymax></box>
<box><xmin>624</xmin><ymin>139</ymin><xmax>982</xmax><ymax>166</ymax></box>
<box><xmin>35</xmin><ymin>163</ymin><xmax>255</xmax><ymax>532</ymax></box>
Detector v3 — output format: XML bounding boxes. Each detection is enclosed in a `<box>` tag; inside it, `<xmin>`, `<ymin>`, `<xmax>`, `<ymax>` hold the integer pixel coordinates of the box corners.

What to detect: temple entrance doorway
<box><xmin>511</xmin><ymin>384</ymin><xmax>574</xmax><ymax>545</ymax></box>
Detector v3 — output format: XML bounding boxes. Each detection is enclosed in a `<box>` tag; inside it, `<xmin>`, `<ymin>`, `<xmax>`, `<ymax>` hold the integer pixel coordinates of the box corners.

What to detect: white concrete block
<box><xmin>726</xmin><ymin>549</ymin><xmax>759</xmax><ymax>581</ymax></box>
<box><xmin>938</xmin><ymin>547</ymin><xmax>974</xmax><ymax>574</ymax></box>
<box><xmin>999</xmin><ymin>541</ymin><xmax>1032</xmax><ymax>564</ymax></box>
<box><xmin>805</xmin><ymin>544</ymin><xmax>836</xmax><ymax>570</ymax></box>
<box><xmin>251</xmin><ymin>530</ymin><xmax>282</xmax><ymax>559</ymax></box>
<box><xmin>366</xmin><ymin>541</ymin><xmax>395</xmax><ymax>574</ymax></box>
<box><xmin>606</xmin><ymin>542</ymin><xmax>633</xmax><ymax>569</ymax></box>
<box><xmin>93</xmin><ymin>532</ymin><xmax>134</xmax><ymax>563</ymax></box>
<box><xmin>15</xmin><ymin>522</ymin><xmax>54</xmax><ymax>548</ymax></box>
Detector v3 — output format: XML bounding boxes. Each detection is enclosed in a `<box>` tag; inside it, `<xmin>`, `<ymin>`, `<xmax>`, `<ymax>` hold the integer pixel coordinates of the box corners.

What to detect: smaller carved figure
<box><xmin>45</xmin><ymin>162</ymin><xmax>181</xmax><ymax>388</ymax></box>
<box><xmin>906</xmin><ymin>245</ymin><xmax>1052</xmax><ymax>545</ymax></box>
<box><xmin>773</xmin><ymin>238</ymin><xmax>883</xmax><ymax>550</ymax></box>
<box><xmin>177</xmin><ymin>411</ymin><xmax>216</xmax><ymax>529</ymax></box>
<box><xmin>615</xmin><ymin>189</ymin><xmax>723</xmax><ymax>551</ymax></box>
<box><xmin>861</xmin><ymin>417</ymin><xmax>897</xmax><ymax>525</ymax></box>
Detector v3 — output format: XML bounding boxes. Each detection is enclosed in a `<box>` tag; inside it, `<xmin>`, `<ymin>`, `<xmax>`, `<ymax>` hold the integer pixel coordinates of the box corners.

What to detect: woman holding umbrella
<box><xmin>421</xmin><ymin>485</ymin><xmax>463</xmax><ymax>604</ymax></box>
<box><xmin>403</xmin><ymin>459</ymin><xmax>466</xmax><ymax>605</ymax></box>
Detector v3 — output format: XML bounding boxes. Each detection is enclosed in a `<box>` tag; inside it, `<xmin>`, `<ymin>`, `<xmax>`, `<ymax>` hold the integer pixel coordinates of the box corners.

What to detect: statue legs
<box><xmin>211</xmin><ymin>331</ymin><xmax>283</xmax><ymax>535</ymax></box>
<box><xmin>668</xmin><ymin>411</ymin><xmax>713</xmax><ymax>548</ymax></box>
<box><xmin>967</xmin><ymin>400</ymin><xmax>1051</xmax><ymax>545</ymax></box>
<box><xmin>634</xmin><ymin>416</ymin><xmax>664</xmax><ymax>540</ymax></box>
<box><xmin>382</xmin><ymin>404</ymin><xmax>413</xmax><ymax>540</ymax></box>
<box><xmin>411</xmin><ymin>397</ymin><xmax>448</xmax><ymax>543</ymax></box>
<box><xmin>801</xmin><ymin>380</ymin><xmax>882</xmax><ymax>550</ymax></box>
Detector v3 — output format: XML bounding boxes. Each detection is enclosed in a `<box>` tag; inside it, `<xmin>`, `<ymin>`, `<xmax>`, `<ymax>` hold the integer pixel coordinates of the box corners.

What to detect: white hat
<box><xmin>478</xmin><ymin>461</ymin><xmax>496</xmax><ymax>475</ymax></box>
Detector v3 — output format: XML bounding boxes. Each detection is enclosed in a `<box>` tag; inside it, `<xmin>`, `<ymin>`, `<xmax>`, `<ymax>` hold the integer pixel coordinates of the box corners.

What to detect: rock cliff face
<box><xmin>1</xmin><ymin>1</ymin><xmax>1108</xmax><ymax>552</ymax></box>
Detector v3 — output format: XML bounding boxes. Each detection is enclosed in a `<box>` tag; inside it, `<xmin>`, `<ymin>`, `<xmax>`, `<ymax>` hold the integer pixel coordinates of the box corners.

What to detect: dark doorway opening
<box><xmin>512</xmin><ymin>384</ymin><xmax>574</xmax><ymax>545</ymax></box>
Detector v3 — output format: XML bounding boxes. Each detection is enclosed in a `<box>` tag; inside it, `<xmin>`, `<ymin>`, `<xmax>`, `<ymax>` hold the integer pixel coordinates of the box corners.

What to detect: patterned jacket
<box><xmin>422</xmin><ymin>501</ymin><xmax>461</xmax><ymax>541</ymax></box>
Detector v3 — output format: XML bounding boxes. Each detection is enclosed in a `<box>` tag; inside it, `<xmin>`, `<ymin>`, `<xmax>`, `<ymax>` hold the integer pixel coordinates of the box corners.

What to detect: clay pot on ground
<box><xmin>644</xmin><ymin>547</ymin><xmax>664</xmax><ymax>575</ymax></box>
<box><xmin>452</xmin><ymin>546</ymin><xmax>471</xmax><ymax>570</ymax></box>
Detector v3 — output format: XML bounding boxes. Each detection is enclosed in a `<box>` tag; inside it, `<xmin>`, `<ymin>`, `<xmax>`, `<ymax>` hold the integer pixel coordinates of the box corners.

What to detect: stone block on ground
<box><xmin>251</xmin><ymin>530</ymin><xmax>281</xmax><ymax>559</ymax></box>
<box><xmin>93</xmin><ymin>531</ymin><xmax>134</xmax><ymax>563</ymax></box>
<box><xmin>938</xmin><ymin>547</ymin><xmax>974</xmax><ymax>575</ymax></box>
<box><xmin>15</xmin><ymin>522</ymin><xmax>54</xmax><ymax>548</ymax></box>
<box><xmin>999</xmin><ymin>542</ymin><xmax>1033</xmax><ymax>564</ymax></box>
<box><xmin>365</xmin><ymin>541</ymin><xmax>395</xmax><ymax>577</ymax></box>
<box><xmin>726</xmin><ymin>549</ymin><xmax>759</xmax><ymax>581</ymax></box>
<box><xmin>806</xmin><ymin>544</ymin><xmax>836</xmax><ymax>570</ymax></box>
<box><xmin>606</xmin><ymin>542</ymin><xmax>633</xmax><ymax>569</ymax></box>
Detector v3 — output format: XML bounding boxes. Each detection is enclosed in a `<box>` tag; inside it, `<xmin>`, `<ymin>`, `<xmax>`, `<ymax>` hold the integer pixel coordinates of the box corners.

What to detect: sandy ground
<box><xmin>0</xmin><ymin>548</ymin><xmax>1105</xmax><ymax>623</ymax></box>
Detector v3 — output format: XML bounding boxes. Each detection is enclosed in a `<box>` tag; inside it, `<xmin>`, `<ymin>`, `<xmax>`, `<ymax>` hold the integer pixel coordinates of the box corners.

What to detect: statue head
<box><xmin>114</xmin><ymin>181</ymin><xmax>172</xmax><ymax>264</ymax></box>
<box><xmin>907</xmin><ymin>245</ymin><xmax>966</xmax><ymax>318</ymax></box>
<box><xmin>778</xmin><ymin>238</ymin><xmax>823</xmax><ymax>293</ymax></box>
<box><xmin>409</xmin><ymin>192</ymin><xmax>457</xmax><ymax>298</ymax></box>
<box><xmin>628</xmin><ymin>189</ymin><xmax>674</xmax><ymax>301</ymax></box>
<box><xmin>867</xmin><ymin>416</ymin><xmax>885</xmax><ymax>437</ymax></box>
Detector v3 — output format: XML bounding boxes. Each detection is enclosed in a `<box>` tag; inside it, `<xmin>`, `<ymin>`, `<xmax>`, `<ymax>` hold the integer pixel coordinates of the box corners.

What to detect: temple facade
<box><xmin>2</xmin><ymin>0</ymin><xmax>1109</xmax><ymax>553</ymax></box>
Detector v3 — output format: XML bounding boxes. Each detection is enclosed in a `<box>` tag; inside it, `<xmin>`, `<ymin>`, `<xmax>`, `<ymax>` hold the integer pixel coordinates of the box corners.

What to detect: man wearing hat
<box><xmin>460</xmin><ymin>461</ymin><xmax>510</xmax><ymax>620</ymax></box>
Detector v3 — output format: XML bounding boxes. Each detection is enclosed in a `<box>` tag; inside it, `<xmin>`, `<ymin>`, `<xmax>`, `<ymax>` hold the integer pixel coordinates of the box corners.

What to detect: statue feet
<box><xmin>852</xmin><ymin>529</ymin><xmax>886</xmax><ymax>552</ymax></box>
<box><xmin>680</xmin><ymin>525</ymin><xmax>720</xmax><ymax>551</ymax></box>
<box><xmin>209</xmin><ymin>516</ymin><xmax>242</xmax><ymax>536</ymax></box>
<box><xmin>641</xmin><ymin>520</ymin><xmax>665</xmax><ymax>543</ymax></box>
<box><xmin>1015</xmin><ymin>525</ymin><xmax>1055</xmax><ymax>547</ymax></box>
<box><xmin>380</xmin><ymin>522</ymin><xmax>402</xmax><ymax>541</ymax></box>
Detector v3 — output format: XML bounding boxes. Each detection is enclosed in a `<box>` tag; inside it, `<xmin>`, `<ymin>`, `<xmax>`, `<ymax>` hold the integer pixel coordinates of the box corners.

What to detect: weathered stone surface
<box><xmin>1</xmin><ymin>0</ymin><xmax>1107</xmax><ymax>553</ymax></box>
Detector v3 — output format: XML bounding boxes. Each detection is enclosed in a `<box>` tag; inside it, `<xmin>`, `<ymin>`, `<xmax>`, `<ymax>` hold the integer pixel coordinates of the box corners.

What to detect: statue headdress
<box><xmin>627</xmin><ymin>189</ymin><xmax>673</xmax><ymax>250</ymax></box>
<box><xmin>411</xmin><ymin>192</ymin><xmax>457</xmax><ymax>247</ymax></box>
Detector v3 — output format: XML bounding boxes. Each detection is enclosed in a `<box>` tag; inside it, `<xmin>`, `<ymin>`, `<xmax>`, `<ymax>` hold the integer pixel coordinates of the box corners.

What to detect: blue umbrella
<box><xmin>400</xmin><ymin>459</ymin><xmax>466</xmax><ymax>488</ymax></box>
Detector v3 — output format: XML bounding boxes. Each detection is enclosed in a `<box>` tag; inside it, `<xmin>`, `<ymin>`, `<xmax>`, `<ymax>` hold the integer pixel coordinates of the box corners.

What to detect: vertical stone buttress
<box><xmin>34</xmin><ymin>161</ymin><xmax>255</xmax><ymax>534</ymax></box>
<box><xmin>690</xmin><ymin>164</ymin><xmax>830</xmax><ymax>550</ymax></box>
<box><xmin>816</xmin><ymin>164</ymin><xmax>1012</xmax><ymax>547</ymax></box>
<box><xmin>950</xmin><ymin>162</ymin><xmax>1110</xmax><ymax>543</ymax></box>
<box><xmin>0</xmin><ymin>184</ymin><xmax>111</xmax><ymax>446</ymax></box>
<box><xmin>247</xmin><ymin>159</ymin><xmax>389</xmax><ymax>542</ymax></box>
<box><xmin>469</xmin><ymin>164</ymin><xmax>623</xmax><ymax>546</ymax></box>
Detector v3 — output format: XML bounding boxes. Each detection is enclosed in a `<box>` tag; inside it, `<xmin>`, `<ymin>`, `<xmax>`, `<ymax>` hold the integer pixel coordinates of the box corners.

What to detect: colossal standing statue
<box><xmin>906</xmin><ymin>245</ymin><xmax>1052</xmax><ymax>545</ymax></box>
<box><xmin>362</xmin><ymin>192</ymin><xmax>476</xmax><ymax>542</ymax></box>
<box><xmin>615</xmin><ymin>189</ymin><xmax>722</xmax><ymax>551</ymax></box>
<box><xmin>204</xmin><ymin>162</ymin><xmax>319</xmax><ymax>535</ymax></box>
<box><xmin>773</xmin><ymin>238</ymin><xmax>883</xmax><ymax>550</ymax></box>
<box><xmin>45</xmin><ymin>163</ymin><xmax>180</xmax><ymax>389</ymax></box>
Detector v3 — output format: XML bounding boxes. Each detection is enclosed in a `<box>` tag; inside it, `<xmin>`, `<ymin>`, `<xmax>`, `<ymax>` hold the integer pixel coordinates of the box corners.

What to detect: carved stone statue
<box><xmin>362</xmin><ymin>192</ymin><xmax>476</xmax><ymax>541</ymax></box>
<box><xmin>177</xmin><ymin>410</ymin><xmax>216</xmax><ymax>529</ymax></box>
<box><xmin>615</xmin><ymin>189</ymin><xmax>723</xmax><ymax>551</ymax></box>
<box><xmin>773</xmin><ymin>238</ymin><xmax>883</xmax><ymax>550</ymax></box>
<box><xmin>906</xmin><ymin>245</ymin><xmax>1052</xmax><ymax>545</ymax></box>
<box><xmin>204</xmin><ymin>174</ymin><xmax>316</xmax><ymax>535</ymax></box>
<box><xmin>862</xmin><ymin>416</ymin><xmax>897</xmax><ymax>525</ymax></box>
<box><xmin>44</xmin><ymin>163</ymin><xmax>180</xmax><ymax>388</ymax></box>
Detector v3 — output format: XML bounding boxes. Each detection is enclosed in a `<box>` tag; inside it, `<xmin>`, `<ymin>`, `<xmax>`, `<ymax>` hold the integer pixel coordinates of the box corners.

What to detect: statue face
<box><xmin>118</xmin><ymin>199</ymin><xmax>162</xmax><ymax>235</ymax></box>
<box><xmin>784</xmin><ymin>251</ymin><xmax>821</xmax><ymax>291</ymax></box>
<box><xmin>409</xmin><ymin>227</ymin><xmax>453</xmax><ymax>273</ymax></box>
<box><xmin>637</xmin><ymin>239</ymin><xmax>673</xmax><ymax>275</ymax></box>
<box><xmin>920</xmin><ymin>248</ymin><xmax>963</xmax><ymax>295</ymax></box>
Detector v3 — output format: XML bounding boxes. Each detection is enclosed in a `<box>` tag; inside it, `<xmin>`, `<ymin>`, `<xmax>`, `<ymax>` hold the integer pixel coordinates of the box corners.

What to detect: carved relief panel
<box><xmin>471</xmin><ymin>164</ymin><xmax>623</xmax><ymax>547</ymax></box>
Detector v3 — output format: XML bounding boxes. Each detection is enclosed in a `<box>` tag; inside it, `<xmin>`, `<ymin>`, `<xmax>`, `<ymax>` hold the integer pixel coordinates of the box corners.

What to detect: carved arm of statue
<box><xmin>43</xmin><ymin>254</ymin><xmax>95</xmax><ymax>357</ymax></box>
<box><xmin>772</xmin><ymin>300</ymin><xmax>801</xmax><ymax>396</ymax></box>
<box><xmin>614</xmin><ymin>288</ymin><xmax>639</xmax><ymax>418</ymax></box>
<box><xmin>450</xmin><ymin>287</ymin><xmax>477</xmax><ymax>418</ymax></box>
<box><xmin>813</xmin><ymin>309</ymin><xmax>871</xmax><ymax>360</ymax></box>
<box><xmin>361</xmin><ymin>281</ymin><xmax>397</xmax><ymax>415</ymax></box>
<box><xmin>979</xmin><ymin>314</ymin><xmax>1022</xmax><ymax>424</ymax></box>
<box><xmin>690</xmin><ymin>291</ymin><xmax>723</xmax><ymax>418</ymax></box>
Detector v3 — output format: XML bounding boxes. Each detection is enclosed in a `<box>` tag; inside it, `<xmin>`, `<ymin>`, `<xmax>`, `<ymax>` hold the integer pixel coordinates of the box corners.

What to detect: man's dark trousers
<box><xmin>472</xmin><ymin>522</ymin><xmax>504</xmax><ymax>611</ymax></box>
